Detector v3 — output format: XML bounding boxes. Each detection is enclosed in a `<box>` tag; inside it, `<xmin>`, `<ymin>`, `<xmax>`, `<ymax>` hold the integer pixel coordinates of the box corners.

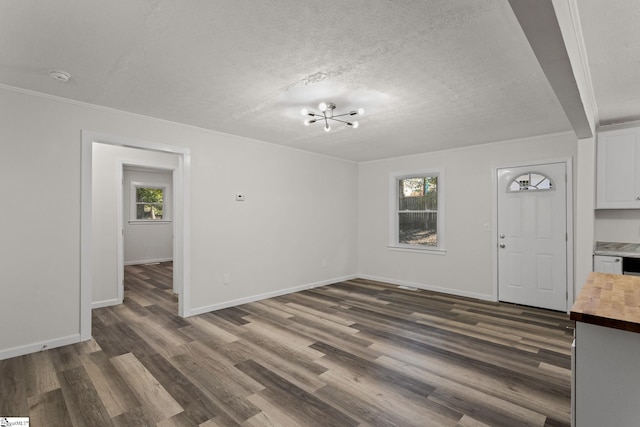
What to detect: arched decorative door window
<box><xmin>507</xmin><ymin>172</ymin><xmax>555</xmax><ymax>192</ymax></box>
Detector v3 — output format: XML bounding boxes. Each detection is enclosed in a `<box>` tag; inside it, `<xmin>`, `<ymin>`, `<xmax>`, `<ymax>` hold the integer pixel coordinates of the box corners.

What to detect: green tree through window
<box><xmin>136</xmin><ymin>187</ymin><xmax>164</xmax><ymax>219</ymax></box>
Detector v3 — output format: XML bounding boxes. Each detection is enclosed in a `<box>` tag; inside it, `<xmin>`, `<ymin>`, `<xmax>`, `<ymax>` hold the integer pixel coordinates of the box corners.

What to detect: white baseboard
<box><xmin>357</xmin><ymin>274</ymin><xmax>495</xmax><ymax>302</ymax></box>
<box><xmin>189</xmin><ymin>274</ymin><xmax>358</xmax><ymax>317</ymax></box>
<box><xmin>0</xmin><ymin>334</ymin><xmax>81</xmax><ymax>361</ymax></box>
<box><xmin>124</xmin><ymin>257</ymin><xmax>173</xmax><ymax>266</ymax></box>
<box><xmin>92</xmin><ymin>298</ymin><xmax>121</xmax><ymax>309</ymax></box>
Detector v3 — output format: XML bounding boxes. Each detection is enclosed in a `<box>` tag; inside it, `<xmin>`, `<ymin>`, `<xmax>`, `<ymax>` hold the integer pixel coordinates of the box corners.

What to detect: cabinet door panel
<box><xmin>596</xmin><ymin>128</ymin><xmax>640</xmax><ymax>209</ymax></box>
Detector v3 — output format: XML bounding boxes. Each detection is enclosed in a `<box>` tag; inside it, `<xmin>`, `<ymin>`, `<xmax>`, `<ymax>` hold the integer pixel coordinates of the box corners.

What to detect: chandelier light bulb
<box><xmin>358</xmin><ymin>108</ymin><xmax>365</xmax><ymax>115</ymax></box>
<box><xmin>318</xmin><ymin>102</ymin><xmax>327</xmax><ymax>112</ymax></box>
<box><xmin>304</xmin><ymin>119</ymin><xmax>310</xmax><ymax>126</ymax></box>
<box><xmin>352</xmin><ymin>121</ymin><xmax>359</xmax><ymax>129</ymax></box>
<box><xmin>324</xmin><ymin>124</ymin><xmax>331</xmax><ymax>132</ymax></box>
<box><xmin>301</xmin><ymin>108</ymin><xmax>308</xmax><ymax>116</ymax></box>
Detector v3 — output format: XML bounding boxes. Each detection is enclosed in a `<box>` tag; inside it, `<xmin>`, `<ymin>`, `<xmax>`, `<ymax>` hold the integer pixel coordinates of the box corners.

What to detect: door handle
<box><xmin>499</xmin><ymin>243</ymin><xmax>506</xmax><ymax>248</ymax></box>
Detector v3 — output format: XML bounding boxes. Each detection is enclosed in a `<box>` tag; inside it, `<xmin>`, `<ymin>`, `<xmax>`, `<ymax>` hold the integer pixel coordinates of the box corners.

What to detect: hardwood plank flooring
<box><xmin>1</xmin><ymin>262</ymin><xmax>575</xmax><ymax>426</ymax></box>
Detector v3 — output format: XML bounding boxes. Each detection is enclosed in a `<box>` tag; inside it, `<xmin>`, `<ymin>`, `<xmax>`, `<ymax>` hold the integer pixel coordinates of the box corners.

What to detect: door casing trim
<box><xmin>80</xmin><ymin>131</ymin><xmax>191</xmax><ymax>341</ymax></box>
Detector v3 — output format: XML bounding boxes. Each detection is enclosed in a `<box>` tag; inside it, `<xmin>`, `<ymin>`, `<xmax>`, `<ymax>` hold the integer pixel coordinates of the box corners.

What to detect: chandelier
<box><xmin>301</xmin><ymin>102</ymin><xmax>364</xmax><ymax>132</ymax></box>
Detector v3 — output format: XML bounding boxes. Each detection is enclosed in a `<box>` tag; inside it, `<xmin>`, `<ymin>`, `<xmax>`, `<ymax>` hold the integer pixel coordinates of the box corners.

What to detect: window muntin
<box><xmin>390</xmin><ymin>169</ymin><xmax>444</xmax><ymax>252</ymax></box>
<box><xmin>508</xmin><ymin>173</ymin><xmax>554</xmax><ymax>192</ymax></box>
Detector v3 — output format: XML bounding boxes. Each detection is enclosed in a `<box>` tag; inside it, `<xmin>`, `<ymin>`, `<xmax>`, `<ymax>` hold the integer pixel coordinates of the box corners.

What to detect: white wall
<box><xmin>595</xmin><ymin>210</ymin><xmax>640</xmax><ymax>243</ymax></box>
<box><xmin>92</xmin><ymin>144</ymin><xmax>179</xmax><ymax>307</ymax></box>
<box><xmin>123</xmin><ymin>167</ymin><xmax>174</xmax><ymax>265</ymax></box>
<box><xmin>358</xmin><ymin>132</ymin><xmax>578</xmax><ymax>300</ymax></box>
<box><xmin>188</xmin><ymin>131</ymin><xmax>358</xmax><ymax>314</ymax></box>
<box><xmin>0</xmin><ymin>86</ymin><xmax>358</xmax><ymax>359</ymax></box>
<box><xmin>575</xmin><ymin>137</ymin><xmax>596</xmax><ymax>294</ymax></box>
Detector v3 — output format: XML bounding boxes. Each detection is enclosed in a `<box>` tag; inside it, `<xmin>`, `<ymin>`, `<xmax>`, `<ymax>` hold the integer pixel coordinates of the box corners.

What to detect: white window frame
<box><xmin>389</xmin><ymin>168</ymin><xmax>445</xmax><ymax>254</ymax></box>
<box><xmin>129</xmin><ymin>181</ymin><xmax>171</xmax><ymax>223</ymax></box>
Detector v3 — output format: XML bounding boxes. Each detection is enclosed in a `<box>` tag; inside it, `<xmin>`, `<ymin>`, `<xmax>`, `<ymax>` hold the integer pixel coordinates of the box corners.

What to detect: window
<box><xmin>390</xmin><ymin>169</ymin><xmax>445</xmax><ymax>253</ymax></box>
<box><xmin>507</xmin><ymin>172</ymin><xmax>554</xmax><ymax>192</ymax></box>
<box><xmin>130</xmin><ymin>182</ymin><xmax>170</xmax><ymax>222</ymax></box>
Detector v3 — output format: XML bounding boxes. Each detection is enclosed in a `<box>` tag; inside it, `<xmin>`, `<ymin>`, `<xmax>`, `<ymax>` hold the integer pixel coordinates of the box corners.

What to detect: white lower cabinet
<box><xmin>574</xmin><ymin>322</ymin><xmax>640</xmax><ymax>426</ymax></box>
<box><xmin>593</xmin><ymin>255</ymin><xmax>622</xmax><ymax>274</ymax></box>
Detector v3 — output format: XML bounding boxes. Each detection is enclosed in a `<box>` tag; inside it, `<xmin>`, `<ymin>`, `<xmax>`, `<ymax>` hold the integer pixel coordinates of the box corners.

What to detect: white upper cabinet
<box><xmin>596</xmin><ymin>127</ymin><xmax>640</xmax><ymax>209</ymax></box>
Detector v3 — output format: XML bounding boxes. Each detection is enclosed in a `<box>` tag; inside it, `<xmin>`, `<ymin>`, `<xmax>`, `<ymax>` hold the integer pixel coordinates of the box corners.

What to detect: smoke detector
<box><xmin>49</xmin><ymin>70</ymin><xmax>71</xmax><ymax>82</ymax></box>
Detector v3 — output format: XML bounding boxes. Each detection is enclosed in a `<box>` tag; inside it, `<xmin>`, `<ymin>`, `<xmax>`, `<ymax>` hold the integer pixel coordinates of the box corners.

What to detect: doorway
<box><xmin>495</xmin><ymin>160</ymin><xmax>573</xmax><ymax>311</ymax></box>
<box><xmin>120</xmin><ymin>165</ymin><xmax>176</xmax><ymax>309</ymax></box>
<box><xmin>80</xmin><ymin>131</ymin><xmax>191</xmax><ymax>341</ymax></box>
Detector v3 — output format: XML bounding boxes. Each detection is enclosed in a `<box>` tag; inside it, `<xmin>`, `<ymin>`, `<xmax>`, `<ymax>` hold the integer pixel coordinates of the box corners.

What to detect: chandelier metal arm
<box><xmin>325</xmin><ymin>117</ymin><xmax>353</xmax><ymax>125</ymax></box>
<box><xmin>305</xmin><ymin>115</ymin><xmax>354</xmax><ymax>125</ymax></box>
<box><xmin>329</xmin><ymin>112</ymin><xmax>357</xmax><ymax>119</ymax></box>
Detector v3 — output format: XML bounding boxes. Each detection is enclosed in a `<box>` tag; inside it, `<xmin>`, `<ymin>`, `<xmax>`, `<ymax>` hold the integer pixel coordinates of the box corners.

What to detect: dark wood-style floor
<box><xmin>1</xmin><ymin>262</ymin><xmax>574</xmax><ymax>426</ymax></box>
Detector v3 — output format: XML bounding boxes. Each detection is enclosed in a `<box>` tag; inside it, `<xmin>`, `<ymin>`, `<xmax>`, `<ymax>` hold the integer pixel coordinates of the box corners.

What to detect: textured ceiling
<box><xmin>578</xmin><ymin>0</ymin><xmax>640</xmax><ymax>126</ymax></box>
<box><xmin>0</xmin><ymin>0</ymin><xmax>579</xmax><ymax>161</ymax></box>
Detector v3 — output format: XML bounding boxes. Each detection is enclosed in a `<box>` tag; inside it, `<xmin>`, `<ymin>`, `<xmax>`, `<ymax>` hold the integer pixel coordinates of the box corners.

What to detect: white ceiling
<box><xmin>0</xmin><ymin>1</ymin><xmax>634</xmax><ymax>161</ymax></box>
<box><xmin>578</xmin><ymin>0</ymin><xmax>640</xmax><ymax>126</ymax></box>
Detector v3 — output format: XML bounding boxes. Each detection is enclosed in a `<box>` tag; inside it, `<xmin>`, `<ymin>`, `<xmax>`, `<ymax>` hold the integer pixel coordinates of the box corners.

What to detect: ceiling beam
<box><xmin>508</xmin><ymin>0</ymin><xmax>593</xmax><ymax>138</ymax></box>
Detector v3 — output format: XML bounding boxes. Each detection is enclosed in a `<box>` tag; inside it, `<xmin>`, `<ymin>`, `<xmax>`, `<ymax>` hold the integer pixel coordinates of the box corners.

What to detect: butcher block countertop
<box><xmin>571</xmin><ymin>272</ymin><xmax>640</xmax><ymax>333</ymax></box>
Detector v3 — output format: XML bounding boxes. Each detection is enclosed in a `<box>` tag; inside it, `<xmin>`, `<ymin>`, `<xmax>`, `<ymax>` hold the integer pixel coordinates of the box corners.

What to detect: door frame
<box><xmin>491</xmin><ymin>157</ymin><xmax>574</xmax><ymax>312</ymax></box>
<box><xmin>80</xmin><ymin>131</ymin><xmax>191</xmax><ymax>341</ymax></box>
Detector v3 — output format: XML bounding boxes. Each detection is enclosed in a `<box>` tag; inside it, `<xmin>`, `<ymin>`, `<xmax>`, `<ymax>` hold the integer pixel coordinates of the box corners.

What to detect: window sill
<box><xmin>387</xmin><ymin>245</ymin><xmax>447</xmax><ymax>255</ymax></box>
<box><xmin>128</xmin><ymin>220</ymin><xmax>172</xmax><ymax>224</ymax></box>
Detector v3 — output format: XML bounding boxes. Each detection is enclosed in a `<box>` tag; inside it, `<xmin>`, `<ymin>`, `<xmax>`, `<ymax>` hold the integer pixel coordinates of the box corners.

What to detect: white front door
<box><xmin>497</xmin><ymin>162</ymin><xmax>567</xmax><ymax>311</ymax></box>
